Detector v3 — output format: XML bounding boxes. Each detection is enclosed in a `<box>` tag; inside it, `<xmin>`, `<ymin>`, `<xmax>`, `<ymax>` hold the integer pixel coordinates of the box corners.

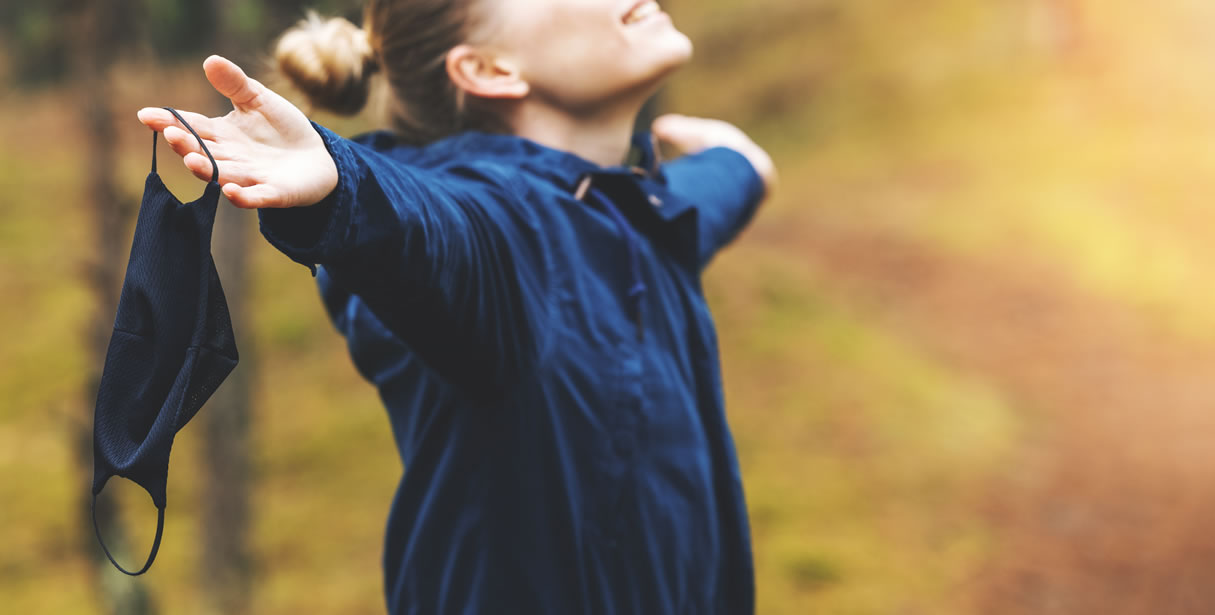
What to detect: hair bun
<box><xmin>274</xmin><ymin>10</ymin><xmax>377</xmax><ymax>116</ymax></box>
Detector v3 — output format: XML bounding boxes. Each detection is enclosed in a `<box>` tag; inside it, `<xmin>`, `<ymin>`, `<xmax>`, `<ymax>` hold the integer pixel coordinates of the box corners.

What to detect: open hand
<box><xmin>137</xmin><ymin>55</ymin><xmax>338</xmax><ymax>209</ymax></box>
<box><xmin>652</xmin><ymin>114</ymin><xmax>777</xmax><ymax>199</ymax></box>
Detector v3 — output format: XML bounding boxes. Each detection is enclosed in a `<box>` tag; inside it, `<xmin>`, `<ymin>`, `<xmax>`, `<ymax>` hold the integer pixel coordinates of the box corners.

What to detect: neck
<box><xmin>508</xmin><ymin>100</ymin><xmax>642</xmax><ymax>167</ymax></box>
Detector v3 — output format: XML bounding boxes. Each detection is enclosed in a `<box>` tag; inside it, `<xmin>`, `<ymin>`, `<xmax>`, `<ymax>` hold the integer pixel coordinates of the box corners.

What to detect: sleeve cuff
<box><xmin>257</xmin><ymin>121</ymin><xmax>359</xmax><ymax>276</ymax></box>
<box><xmin>700</xmin><ymin>145</ymin><xmax>767</xmax><ymax>209</ymax></box>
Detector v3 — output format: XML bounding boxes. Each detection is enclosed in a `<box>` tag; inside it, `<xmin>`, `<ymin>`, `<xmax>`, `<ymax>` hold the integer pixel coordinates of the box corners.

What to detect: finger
<box><xmin>222</xmin><ymin>182</ymin><xmax>284</xmax><ymax>209</ymax></box>
<box><xmin>137</xmin><ymin>107</ymin><xmax>216</xmax><ymax>139</ymax></box>
<box><xmin>182</xmin><ymin>151</ymin><xmax>220</xmax><ymax>182</ymax></box>
<box><xmin>177</xmin><ymin>148</ymin><xmax>253</xmax><ymax>182</ymax></box>
<box><xmin>203</xmin><ymin>55</ymin><xmax>263</xmax><ymax>111</ymax></box>
<box><xmin>651</xmin><ymin>113</ymin><xmax>698</xmax><ymax>145</ymax></box>
<box><xmin>651</xmin><ymin>113</ymin><xmax>686</xmax><ymax>134</ymax></box>
<box><xmin>162</xmin><ymin>125</ymin><xmax>225</xmax><ymax>160</ymax></box>
<box><xmin>180</xmin><ymin>153</ymin><xmax>261</xmax><ymax>187</ymax></box>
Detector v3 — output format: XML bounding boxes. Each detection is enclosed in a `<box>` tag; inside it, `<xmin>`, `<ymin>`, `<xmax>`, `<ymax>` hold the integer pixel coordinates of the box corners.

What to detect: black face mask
<box><xmin>91</xmin><ymin>108</ymin><xmax>239</xmax><ymax>575</ymax></box>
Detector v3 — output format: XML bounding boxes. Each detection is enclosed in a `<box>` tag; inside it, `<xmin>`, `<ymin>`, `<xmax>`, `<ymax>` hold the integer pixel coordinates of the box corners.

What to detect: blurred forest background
<box><xmin>7</xmin><ymin>0</ymin><xmax>1215</xmax><ymax>613</ymax></box>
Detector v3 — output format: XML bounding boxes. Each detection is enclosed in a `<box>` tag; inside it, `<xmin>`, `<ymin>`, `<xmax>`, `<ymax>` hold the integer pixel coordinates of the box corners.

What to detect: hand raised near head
<box><xmin>137</xmin><ymin>55</ymin><xmax>339</xmax><ymax>209</ymax></box>
<box><xmin>652</xmin><ymin>114</ymin><xmax>777</xmax><ymax>199</ymax></box>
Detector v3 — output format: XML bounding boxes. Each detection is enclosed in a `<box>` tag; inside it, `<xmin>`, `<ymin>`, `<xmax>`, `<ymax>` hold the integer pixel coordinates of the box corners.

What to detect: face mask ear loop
<box><xmin>150</xmin><ymin>128</ymin><xmax>158</xmax><ymax>175</ymax></box>
<box><xmin>91</xmin><ymin>491</ymin><xmax>165</xmax><ymax>576</ymax></box>
<box><xmin>161</xmin><ymin>107</ymin><xmax>219</xmax><ymax>185</ymax></box>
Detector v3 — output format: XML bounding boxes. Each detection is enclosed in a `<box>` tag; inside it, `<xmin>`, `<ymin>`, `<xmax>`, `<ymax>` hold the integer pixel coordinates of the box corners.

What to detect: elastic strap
<box><xmin>91</xmin><ymin>491</ymin><xmax>165</xmax><ymax>576</ymax></box>
<box><xmin>151</xmin><ymin>107</ymin><xmax>219</xmax><ymax>184</ymax></box>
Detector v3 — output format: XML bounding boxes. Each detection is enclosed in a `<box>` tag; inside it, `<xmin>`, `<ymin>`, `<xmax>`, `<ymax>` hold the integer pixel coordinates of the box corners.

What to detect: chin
<box><xmin>667</xmin><ymin>35</ymin><xmax>694</xmax><ymax>67</ymax></box>
<box><xmin>657</xmin><ymin>25</ymin><xmax>694</xmax><ymax>65</ymax></box>
<box><xmin>645</xmin><ymin>31</ymin><xmax>694</xmax><ymax>83</ymax></box>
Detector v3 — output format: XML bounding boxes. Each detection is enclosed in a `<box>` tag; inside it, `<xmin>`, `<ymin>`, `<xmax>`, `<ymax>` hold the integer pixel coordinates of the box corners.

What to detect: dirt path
<box><xmin>763</xmin><ymin>217</ymin><xmax>1215</xmax><ymax>614</ymax></box>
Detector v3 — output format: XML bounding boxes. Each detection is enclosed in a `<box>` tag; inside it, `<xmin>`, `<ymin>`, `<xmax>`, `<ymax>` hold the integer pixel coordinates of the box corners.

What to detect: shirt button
<box><xmin>648</xmin><ymin>194</ymin><xmax>663</xmax><ymax>208</ymax></box>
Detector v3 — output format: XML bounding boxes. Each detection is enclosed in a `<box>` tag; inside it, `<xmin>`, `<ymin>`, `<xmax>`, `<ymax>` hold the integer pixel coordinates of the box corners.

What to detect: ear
<box><xmin>446</xmin><ymin>44</ymin><xmax>530</xmax><ymax>100</ymax></box>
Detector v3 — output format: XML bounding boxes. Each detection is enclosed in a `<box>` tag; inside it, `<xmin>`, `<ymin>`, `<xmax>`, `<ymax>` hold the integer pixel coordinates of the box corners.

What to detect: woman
<box><xmin>138</xmin><ymin>0</ymin><xmax>775</xmax><ymax>613</ymax></box>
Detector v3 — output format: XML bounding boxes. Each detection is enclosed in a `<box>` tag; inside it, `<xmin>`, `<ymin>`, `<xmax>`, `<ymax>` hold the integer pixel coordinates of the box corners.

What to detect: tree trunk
<box><xmin>197</xmin><ymin>180</ymin><xmax>256</xmax><ymax>615</ymax></box>
<box><xmin>71</xmin><ymin>0</ymin><xmax>156</xmax><ymax>612</ymax></box>
<box><xmin>197</xmin><ymin>2</ymin><xmax>257</xmax><ymax>613</ymax></box>
<box><xmin>197</xmin><ymin>209</ymin><xmax>255</xmax><ymax>615</ymax></box>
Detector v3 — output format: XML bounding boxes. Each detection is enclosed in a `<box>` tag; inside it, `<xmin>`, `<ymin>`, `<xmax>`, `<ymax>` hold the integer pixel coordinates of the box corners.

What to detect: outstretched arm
<box><xmin>139</xmin><ymin>55</ymin><xmax>548</xmax><ymax>394</ymax></box>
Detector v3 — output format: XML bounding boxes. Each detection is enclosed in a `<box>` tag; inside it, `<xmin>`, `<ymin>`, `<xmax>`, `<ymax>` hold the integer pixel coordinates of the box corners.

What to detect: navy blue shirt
<box><xmin>258</xmin><ymin>122</ymin><xmax>765</xmax><ymax>615</ymax></box>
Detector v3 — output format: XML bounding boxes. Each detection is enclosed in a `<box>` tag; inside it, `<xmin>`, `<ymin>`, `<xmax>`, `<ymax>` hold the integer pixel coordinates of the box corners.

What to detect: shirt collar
<box><xmin>395</xmin><ymin>130</ymin><xmax>665</xmax><ymax>193</ymax></box>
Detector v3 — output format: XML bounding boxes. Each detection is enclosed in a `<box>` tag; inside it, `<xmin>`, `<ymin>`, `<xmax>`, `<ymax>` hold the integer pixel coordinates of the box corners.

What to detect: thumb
<box><xmin>203</xmin><ymin>55</ymin><xmax>263</xmax><ymax>110</ymax></box>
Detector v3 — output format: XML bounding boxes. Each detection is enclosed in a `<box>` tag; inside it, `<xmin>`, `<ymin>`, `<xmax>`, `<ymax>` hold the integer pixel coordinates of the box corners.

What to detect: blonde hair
<box><xmin>274</xmin><ymin>1</ymin><xmax>506</xmax><ymax>145</ymax></box>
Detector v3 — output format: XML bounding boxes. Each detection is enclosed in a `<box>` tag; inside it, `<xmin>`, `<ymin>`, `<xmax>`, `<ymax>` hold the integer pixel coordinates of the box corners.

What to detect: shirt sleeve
<box><xmin>257</xmin><ymin>122</ymin><xmax>550</xmax><ymax>395</ymax></box>
<box><xmin>661</xmin><ymin>146</ymin><xmax>766</xmax><ymax>269</ymax></box>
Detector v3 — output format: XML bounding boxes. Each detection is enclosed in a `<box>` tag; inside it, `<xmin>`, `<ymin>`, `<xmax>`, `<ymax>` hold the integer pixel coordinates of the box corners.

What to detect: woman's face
<box><xmin>485</xmin><ymin>0</ymin><xmax>693</xmax><ymax>111</ymax></box>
